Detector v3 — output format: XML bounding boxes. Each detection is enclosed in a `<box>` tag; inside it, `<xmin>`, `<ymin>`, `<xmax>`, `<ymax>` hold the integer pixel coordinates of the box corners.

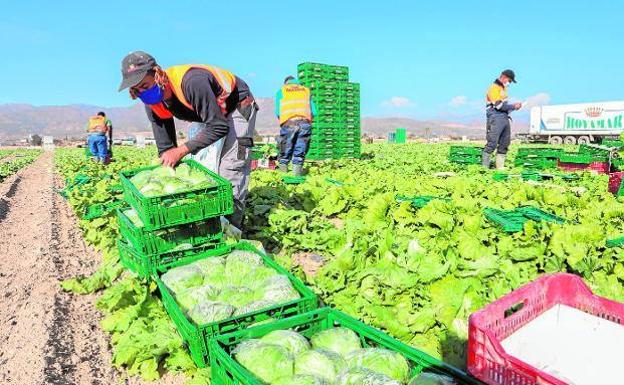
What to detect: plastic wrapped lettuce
<box><xmin>183</xmin><ymin>169</ymin><xmax>214</xmax><ymax>186</ymax></box>
<box><xmin>161</xmin><ymin>265</ymin><xmax>204</xmax><ymax>294</ymax></box>
<box><xmin>233</xmin><ymin>300</ymin><xmax>274</xmax><ymax>316</ymax></box>
<box><xmin>187</xmin><ymin>301</ymin><xmax>234</xmax><ymax>324</ymax></box>
<box><xmin>189</xmin><ymin>256</ymin><xmax>225</xmax><ymax>274</ymax></box>
<box><xmin>347</xmin><ymin>348</ymin><xmax>410</xmax><ymax>383</ymax></box>
<box><xmin>273</xmin><ymin>374</ymin><xmax>328</xmax><ymax>385</ymax></box>
<box><xmin>202</xmin><ymin>270</ymin><xmax>229</xmax><ymax>288</ymax></box>
<box><xmin>234</xmin><ymin>340</ymin><xmax>294</xmax><ymax>383</ymax></box>
<box><xmin>130</xmin><ymin>170</ymin><xmax>152</xmax><ymax>187</ymax></box>
<box><xmin>311</xmin><ymin>327</ymin><xmax>362</xmax><ymax>357</ymax></box>
<box><xmin>175</xmin><ymin>284</ymin><xmax>220</xmax><ymax>312</ymax></box>
<box><xmin>175</xmin><ymin>163</ymin><xmax>192</xmax><ymax>179</ymax></box>
<box><xmin>295</xmin><ymin>349</ymin><xmax>346</xmax><ymax>383</ymax></box>
<box><xmin>217</xmin><ymin>286</ymin><xmax>255</xmax><ymax>308</ymax></box>
<box><xmin>140</xmin><ymin>182</ymin><xmax>164</xmax><ymax>197</ymax></box>
<box><xmin>337</xmin><ymin>367</ymin><xmax>401</xmax><ymax>385</ymax></box>
<box><xmin>259</xmin><ymin>282</ymin><xmax>300</xmax><ymax>304</ymax></box>
<box><xmin>239</xmin><ymin>266</ymin><xmax>279</xmax><ymax>289</ymax></box>
<box><xmin>161</xmin><ymin>176</ymin><xmax>191</xmax><ymax>194</ymax></box>
<box><xmin>408</xmin><ymin>372</ymin><xmax>458</xmax><ymax>385</ymax></box>
<box><xmin>226</xmin><ymin>249</ymin><xmax>263</xmax><ymax>267</ymax></box>
<box><xmin>260</xmin><ymin>330</ymin><xmax>310</xmax><ymax>356</ymax></box>
<box><xmin>123</xmin><ymin>208</ymin><xmax>143</xmax><ymax>227</ymax></box>
<box><xmin>151</xmin><ymin>166</ymin><xmax>176</xmax><ymax>178</ymax></box>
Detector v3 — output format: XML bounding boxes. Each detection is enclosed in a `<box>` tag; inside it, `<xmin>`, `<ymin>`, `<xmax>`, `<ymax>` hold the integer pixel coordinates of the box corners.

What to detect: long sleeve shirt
<box><xmin>145</xmin><ymin>68</ymin><xmax>252</xmax><ymax>155</ymax></box>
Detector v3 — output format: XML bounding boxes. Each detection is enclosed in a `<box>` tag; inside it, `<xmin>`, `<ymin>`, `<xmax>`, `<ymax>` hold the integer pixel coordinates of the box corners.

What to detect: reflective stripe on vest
<box><xmin>278</xmin><ymin>84</ymin><xmax>312</xmax><ymax>125</ymax></box>
<box><xmin>166</xmin><ymin>64</ymin><xmax>236</xmax><ymax>115</ymax></box>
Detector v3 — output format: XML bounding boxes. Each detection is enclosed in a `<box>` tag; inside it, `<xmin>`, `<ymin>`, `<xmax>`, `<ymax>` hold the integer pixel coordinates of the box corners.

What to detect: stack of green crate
<box><xmin>116</xmin><ymin>159</ymin><xmax>233</xmax><ymax>278</ymax></box>
<box><xmin>514</xmin><ymin>147</ymin><xmax>563</xmax><ymax>169</ymax></box>
<box><xmin>297</xmin><ymin>62</ymin><xmax>361</xmax><ymax>160</ymax></box>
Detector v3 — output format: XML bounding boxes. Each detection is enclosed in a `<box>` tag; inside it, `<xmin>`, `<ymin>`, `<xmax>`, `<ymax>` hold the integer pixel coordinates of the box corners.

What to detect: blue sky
<box><xmin>1</xmin><ymin>0</ymin><xmax>622</xmax><ymax>121</ymax></box>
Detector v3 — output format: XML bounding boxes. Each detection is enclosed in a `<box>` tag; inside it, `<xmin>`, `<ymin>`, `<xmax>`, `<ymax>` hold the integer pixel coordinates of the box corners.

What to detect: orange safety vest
<box><xmin>149</xmin><ymin>64</ymin><xmax>237</xmax><ymax>119</ymax></box>
<box><xmin>278</xmin><ymin>84</ymin><xmax>312</xmax><ymax>125</ymax></box>
<box><xmin>486</xmin><ymin>82</ymin><xmax>508</xmax><ymax>108</ymax></box>
<box><xmin>87</xmin><ymin>115</ymin><xmax>107</xmax><ymax>131</ymax></box>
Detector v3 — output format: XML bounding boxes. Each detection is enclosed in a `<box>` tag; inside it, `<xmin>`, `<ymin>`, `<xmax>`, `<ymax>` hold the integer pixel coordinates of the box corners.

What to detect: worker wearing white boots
<box><xmin>482</xmin><ymin>69</ymin><xmax>522</xmax><ymax>170</ymax></box>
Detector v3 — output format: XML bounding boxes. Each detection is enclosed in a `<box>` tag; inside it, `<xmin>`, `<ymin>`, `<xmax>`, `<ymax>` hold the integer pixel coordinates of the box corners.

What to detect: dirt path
<box><xmin>0</xmin><ymin>152</ymin><xmax>184</xmax><ymax>385</ymax></box>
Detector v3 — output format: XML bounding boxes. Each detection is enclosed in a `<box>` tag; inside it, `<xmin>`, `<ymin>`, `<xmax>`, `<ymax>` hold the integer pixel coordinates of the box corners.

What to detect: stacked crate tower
<box><xmin>297</xmin><ymin>62</ymin><xmax>361</xmax><ymax>160</ymax></box>
<box><xmin>116</xmin><ymin>160</ymin><xmax>233</xmax><ymax>279</ymax></box>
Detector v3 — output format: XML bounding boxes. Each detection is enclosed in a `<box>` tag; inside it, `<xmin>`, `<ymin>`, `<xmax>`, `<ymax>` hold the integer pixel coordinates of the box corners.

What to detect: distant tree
<box><xmin>30</xmin><ymin>134</ymin><xmax>43</xmax><ymax>146</ymax></box>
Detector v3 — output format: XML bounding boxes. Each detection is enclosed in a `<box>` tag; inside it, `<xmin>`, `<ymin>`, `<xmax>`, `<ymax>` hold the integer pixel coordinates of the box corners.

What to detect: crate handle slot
<box><xmin>504</xmin><ymin>301</ymin><xmax>526</xmax><ymax>318</ymax></box>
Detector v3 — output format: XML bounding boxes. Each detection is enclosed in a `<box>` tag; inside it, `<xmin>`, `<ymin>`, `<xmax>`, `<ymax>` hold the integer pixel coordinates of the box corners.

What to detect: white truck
<box><xmin>519</xmin><ymin>101</ymin><xmax>624</xmax><ymax>144</ymax></box>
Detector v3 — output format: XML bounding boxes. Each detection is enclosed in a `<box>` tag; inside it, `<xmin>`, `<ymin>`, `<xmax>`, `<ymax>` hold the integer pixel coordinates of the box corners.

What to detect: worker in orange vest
<box><xmin>275</xmin><ymin>76</ymin><xmax>316</xmax><ymax>176</ymax></box>
<box><xmin>118</xmin><ymin>51</ymin><xmax>258</xmax><ymax>228</ymax></box>
<box><xmin>483</xmin><ymin>69</ymin><xmax>522</xmax><ymax>169</ymax></box>
<box><xmin>85</xmin><ymin>113</ymin><xmax>109</xmax><ymax>163</ymax></box>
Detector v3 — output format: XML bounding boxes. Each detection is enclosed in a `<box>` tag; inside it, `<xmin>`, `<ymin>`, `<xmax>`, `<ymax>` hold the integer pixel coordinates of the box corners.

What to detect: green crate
<box><xmin>557</xmin><ymin>152</ymin><xmax>594</xmax><ymax>164</ymax></box>
<box><xmin>83</xmin><ymin>200</ymin><xmax>125</xmax><ymax>220</ymax></box>
<box><xmin>396</xmin><ymin>195</ymin><xmax>449</xmax><ymax>208</ymax></box>
<box><xmin>579</xmin><ymin>143</ymin><xmax>612</xmax><ymax>159</ymax></box>
<box><xmin>514</xmin><ymin>157</ymin><xmax>558</xmax><ymax>169</ymax></box>
<box><xmin>602</xmin><ymin>139</ymin><xmax>624</xmax><ymax>148</ymax></box>
<box><xmin>210</xmin><ymin>307</ymin><xmax>482</xmax><ymax>385</ymax></box>
<box><xmin>282</xmin><ymin>175</ymin><xmax>307</xmax><ymax>184</ymax></box>
<box><xmin>449</xmin><ymin>146</ymin><xmax>483</xmax><ymax>156</ymax></box>
<box><xmin>118</xmin><ymin>238</ymin><xmax>229</xmax><ymax>279</ymax></box>
<box><xmin>613</xmin><ymin>158</ymin><xmax>624</xmax><ymax>171</ymax></box>
<box><xmin>117</xmin><ymin>208</ymin><xmax>223</xmax><ymax>256</ymax></box>
<box><xmin>297</xmin><ymin>62</ymin><xmax>349</xmax><ymax>75</ymax></box>
<box><xmin>119</xmin><ymin>159</ymin><xmax>234</xmax><ymax>231</ymax></box>
<box><xmin>449</xmin><ymin>154</ymin><xmax>481</xmax><ymax>165</ymax></box>
<box><xmin>157</xmin><ymin>242</ymin><xmax>318</xmax><ymax>367</ymax></box>
<box><xmin>516</xmin><ymin>147</ymin><xmax>563</xmax><ymax>159</ymax></box>
<box><xmin>484</xmin><ymin>208</ymin><xmax>528</xmax><ymax>233</ymax></box>
<box><xmin>515</xmin><ymin>206</ymin><xmax>567</xmax><ymax>224</ymax></box>
<box><xmin>299</xmin><ymin>73</ymin><xmax>349</xmax><ymax>84</ymax></box>
<box><xmin>312</xmin><ymin>94</ymin><xmax>360</xmax><ymax>104</ymax></box>
<box><xmin>607</xmin><ymin>236</ymin><xmax>624</xmax><ymax>248</ymax></box>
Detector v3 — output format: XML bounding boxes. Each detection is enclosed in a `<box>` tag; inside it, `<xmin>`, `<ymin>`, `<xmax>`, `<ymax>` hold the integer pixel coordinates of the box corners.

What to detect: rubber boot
<box><xmin>278</xmin><ymin>163</ymin><xmax>288</xmax><ymax>173</ymax></box>
<box><xmin>496</xmin><ymin>154</ymin><xmax>506</xmax><ymax>170</ymax></box>
<box><xmin>481</xmin><ymin>152</ymin><xmax>491</xmax><ymax>169</ymax></box>
<box><xmin>292</xmin><ymin>164</ymin><xmax>303</xmax><ymax>176</ymax></box>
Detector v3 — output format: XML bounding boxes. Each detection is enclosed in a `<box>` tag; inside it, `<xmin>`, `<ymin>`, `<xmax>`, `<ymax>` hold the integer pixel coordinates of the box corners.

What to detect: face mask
<box><xmin>138</xmin><ymin>83</ymin><xmax>164</xmax><ymax>105</ymax></box>
<box><xmin>504</xmin><ymin>81</ymin><xmax>511</xmax><ymax>87</ymax></box>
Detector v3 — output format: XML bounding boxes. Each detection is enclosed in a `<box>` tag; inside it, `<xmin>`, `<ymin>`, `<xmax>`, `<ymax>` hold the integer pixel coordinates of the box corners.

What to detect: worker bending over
<box><xmin>275</xmin><ymin>76</ymin><xmax>316</xmax><ymax>176</ymax></box>
<box><xmin>118</xmin><ymin>51</ymin><xmax>258</xmax><ymax>228</ymax></box>
<box><xmin>483</xmin><ymin>69</ymin><xmax>522</xmax><ymax>169</ymax></box>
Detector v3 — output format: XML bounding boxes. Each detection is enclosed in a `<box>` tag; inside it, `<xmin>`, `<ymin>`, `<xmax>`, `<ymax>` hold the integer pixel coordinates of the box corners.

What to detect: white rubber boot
<box><xmin>496</xmin><ymin>154</ymin><xmax>506</xmax><ymax>170</ymax></box>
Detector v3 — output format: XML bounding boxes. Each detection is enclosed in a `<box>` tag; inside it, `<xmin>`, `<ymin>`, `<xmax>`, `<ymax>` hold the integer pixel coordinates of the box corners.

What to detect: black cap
<box><xmin>284</xmin><ymin>75</ymin><xmax>295</xmax><ymax>84</ymax></box>
<box><xmin>501</xmin><ymin>69</ymin><xmax>517</xmax><ymax>83</ymax></box>
<box><xmin>118</xmin><ymin>51</ymin><xmax>157</xmax><ymax>91</ymax></box>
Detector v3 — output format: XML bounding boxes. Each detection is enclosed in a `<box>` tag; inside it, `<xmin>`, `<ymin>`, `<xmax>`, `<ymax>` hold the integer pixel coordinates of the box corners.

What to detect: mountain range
<box><xmin>0</xmin><ymin>99</ymin><xmax>529</xmax><ymax>141</ymax></box>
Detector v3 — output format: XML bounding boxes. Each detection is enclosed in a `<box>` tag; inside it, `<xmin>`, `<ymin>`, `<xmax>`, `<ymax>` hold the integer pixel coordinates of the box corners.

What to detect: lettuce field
<box><xmin>40</xmin><ymin>142</ymin><xmax>624</xmax><ymax>384</ymax></box>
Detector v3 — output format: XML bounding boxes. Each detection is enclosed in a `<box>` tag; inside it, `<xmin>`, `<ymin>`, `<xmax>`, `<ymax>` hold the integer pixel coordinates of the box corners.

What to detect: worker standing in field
<box><xmin>118</xmin><ymin>51</ymin><xmax>258</xmax><ymax>228</ymax></box>
<box><xmin>97</xmin><ymin>111</ymin><xmax>114</xmax><ymax>161</ymax></box>
<box><xmin>86</xmin><ymin>113</ymin><xmax>109</xmax><ymax>163</ymax></box>
<box><xmin>275</xmin><ymin>76</ymin><xmax>317</xmax><ymax>176</ymax></box>
<box><xmin>482</xmin><ymin>69</ymin><xmax>522</xmax><ymax>169</ymax></box>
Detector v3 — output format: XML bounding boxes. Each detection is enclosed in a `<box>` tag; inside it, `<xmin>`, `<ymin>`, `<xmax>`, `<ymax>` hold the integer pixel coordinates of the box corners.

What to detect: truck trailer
<box><xmin>519</xmin><ymin>100</ymin><xmax>624</xmax><ymax>144</ymax></box>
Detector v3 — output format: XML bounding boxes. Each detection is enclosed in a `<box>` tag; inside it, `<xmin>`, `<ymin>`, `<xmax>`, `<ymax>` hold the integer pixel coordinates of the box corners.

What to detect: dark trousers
<box><xmin>484</xmin><ymin>111</ymin><xmax>511</xmax><ymax>155</ymax></box>
<box><xmin>279</xmin><ymin>120</ymin><xmax>312</xmax><ymax>165</ymax></box>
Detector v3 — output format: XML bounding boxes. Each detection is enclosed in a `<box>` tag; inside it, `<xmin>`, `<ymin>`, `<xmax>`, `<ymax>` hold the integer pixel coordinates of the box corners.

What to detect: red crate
<box><xmin>608</xmin><ymin>172</ymin><xmax>624</xmax><ymax>194</ymax></box>
<box><xmin>557</xmin><ymin>161</ymin><xmax>609</xmax><ymax>174</ymax></box>
<box><xmin>468</xmin><ymin>273</ymin><xmax>624</xmax><ymax>385</ymax></box>
<box><xmin>250</xmin><ymin>159</ymin><xmax>276</xmax><ymax>170</ymax></box>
